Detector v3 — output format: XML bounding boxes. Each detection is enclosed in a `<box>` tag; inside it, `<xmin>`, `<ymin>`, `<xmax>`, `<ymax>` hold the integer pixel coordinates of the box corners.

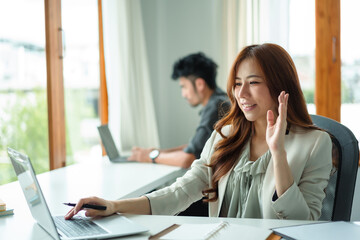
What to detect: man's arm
<box><xmin>155</xmin><ymin>150</ymin><xmax>196</xmax><ymax>168</ymax></box>
<box><xmin>161</xmin><ymin>144</ymin><xmax>188</xmax><ymax>153</ymax></box>
<box><xmin>128</xmin><ymin>146</ymin><xmax>196</xmax><ymax>168</ymax></box>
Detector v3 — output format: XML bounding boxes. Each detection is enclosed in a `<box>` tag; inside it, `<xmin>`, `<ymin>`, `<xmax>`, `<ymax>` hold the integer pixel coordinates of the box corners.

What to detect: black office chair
<box><xmin>310</xmin><ymin>114</ymin><xmax>359</xmax><ymax>221</ymax></box>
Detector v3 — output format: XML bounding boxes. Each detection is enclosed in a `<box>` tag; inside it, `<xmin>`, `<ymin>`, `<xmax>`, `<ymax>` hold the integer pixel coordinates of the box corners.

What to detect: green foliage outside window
<box><xmin>303</xmin><ymin>88</ymin><xmax>314</xmax><ymax>104</ymax></box>
<box><xmin>65</xmin><ymin>89</ymin><xmax>99</xmax><ymax>152</ymax></box>
<box><xmin>0</xmin><ymin>88</ymin><xmax>98</xmax><ymax>185</ymax></box>
<box><xmin>0</xmin><ymin>89</ymin><xmax>50</xmax><ymax>184</ymax></box>
<box><xmin>342</xmin><ymin>79</ymin><xmax>353</xmax><ymax>103</ymax></box>
<box><xmin>302</xmin><ymin>79</ymin><xmax>353</xmax><ymax>105</ymax></box>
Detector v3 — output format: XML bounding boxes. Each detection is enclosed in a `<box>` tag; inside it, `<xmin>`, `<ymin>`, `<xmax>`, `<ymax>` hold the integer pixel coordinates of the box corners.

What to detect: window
<box><xmin>288</xmin><ymin>0</ymin><xmax>316</xmax><ymax>114</ymax></box>
<box><xmin>62</xmin><ymin>0</ymin><xmax>101</xmax><ymax>164</ymax></box>
<box><xmin>259</xmin><ymin>0</ymin><xmax>316</xmax><ymax>113</ymax></box>
<box><xmin>0</xmin><ymin>0</ymin><xmax>102</xmax><ymax>185</ymax></box>
<box><xmin>341</xmin><ymin>0</ymin><xmax>360</xmax><ymax>145</ymax></box>
<box><xmin>0</xmin><ymin>0</ymin><xmax>49</xmax><ymax>184</ymax></box>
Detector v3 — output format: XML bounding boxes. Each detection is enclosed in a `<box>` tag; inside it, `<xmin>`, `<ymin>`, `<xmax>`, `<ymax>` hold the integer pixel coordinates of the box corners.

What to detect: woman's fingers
<box><xmin>64</xmin><ymin>196</ymin><xmax>107</xmax><ymax>220</ymax></box>
<box><xmin>267</xmin><ymin>110</ymin><xmax>275</xmax><ymax>127</ymax></box>
<box><xmin>64</xmin><ymin>208</ymin><xmax>76</xmax><ymax>220</ymax></box>
<box><xmin>84</xmin><ymin>209</ymin><xmax>108</xmax><ymax>218</ymax></box>
<box><xmin>277</xmin><ymin>91</ymin><xmax>289</xmax><ymax>127</ymax></box>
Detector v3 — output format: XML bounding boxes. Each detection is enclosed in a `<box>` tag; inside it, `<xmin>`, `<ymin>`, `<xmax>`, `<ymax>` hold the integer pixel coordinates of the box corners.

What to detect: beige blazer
<box><xmin>146</xmin><ymin>125</ymin><xmax>332</xmax><ymax>220</ymax></box>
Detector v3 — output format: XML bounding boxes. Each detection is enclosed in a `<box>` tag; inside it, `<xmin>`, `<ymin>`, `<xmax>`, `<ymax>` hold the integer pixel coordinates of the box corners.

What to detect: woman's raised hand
<box><xmin>266</xmin><ymin>91</ymin><xmax>289</xmax><ymax>156</ymax></box>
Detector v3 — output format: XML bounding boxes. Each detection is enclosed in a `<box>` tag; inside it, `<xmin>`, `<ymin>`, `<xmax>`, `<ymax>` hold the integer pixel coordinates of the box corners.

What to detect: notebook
<box><xmin>97</xmin><ymin>124</ymin><xmax>130</xmax><ymax>162</ymax></box>
<box><xmin>272</xmin><ymin>221</ymin><xmax>360</xmax><ymax>240</ymax></box>
<box><xmin>149</xmin><ymin>221</ymin><xmax>272</xmax><ymax>240</ymax></box>
<box><xmin>8</xmin><ymin>147</ymin><xmax>148</xmax><ymax>240</ymax></box>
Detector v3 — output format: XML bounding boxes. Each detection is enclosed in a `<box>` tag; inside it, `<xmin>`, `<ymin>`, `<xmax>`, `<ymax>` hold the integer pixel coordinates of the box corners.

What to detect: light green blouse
<box><xmin>219</xmin><ymin>140</ymin><xmax>272</xmax><ymax>218</ymax></box>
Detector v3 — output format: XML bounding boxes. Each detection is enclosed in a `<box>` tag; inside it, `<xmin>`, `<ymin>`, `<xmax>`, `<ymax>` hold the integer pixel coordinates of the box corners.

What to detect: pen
<box><xmin>63</xmin><ymin>202</ymin><xmax>107</xmax><ymax>211</ymax></box>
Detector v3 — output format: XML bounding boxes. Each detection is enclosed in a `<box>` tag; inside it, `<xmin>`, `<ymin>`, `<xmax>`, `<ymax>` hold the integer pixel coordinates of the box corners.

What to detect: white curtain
<box><xmin>102</xmin><ymin>0</ymin><xmax>159</xmax><ymax>153</ymax></box>
<box><xmin>220</xmin><ymin>0</ymin><xmax>261</xmax><ymax>89</ymax></box>
<box><xmin>258</xmin><ymin>0</ymin><xmax>289</xmax><ymax>49</ymax></box>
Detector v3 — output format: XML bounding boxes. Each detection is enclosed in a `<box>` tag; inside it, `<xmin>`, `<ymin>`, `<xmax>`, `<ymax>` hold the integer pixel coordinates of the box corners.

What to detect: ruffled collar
<box><xmin>233</xmin><ymin>140</ymin><xmax>272</xmax><ymax>176</ymax></box>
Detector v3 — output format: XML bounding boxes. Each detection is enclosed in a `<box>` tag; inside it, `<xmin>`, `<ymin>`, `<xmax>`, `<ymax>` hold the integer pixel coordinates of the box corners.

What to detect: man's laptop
<box><xmin>8</xmin><ymin>147</ymin><xmax>148</xmax><ymax>240</ymax></box>
<box><xmin>97</xmin><ymin>124</ymin><xmax>130</xmax><ymax>162</ymax></box>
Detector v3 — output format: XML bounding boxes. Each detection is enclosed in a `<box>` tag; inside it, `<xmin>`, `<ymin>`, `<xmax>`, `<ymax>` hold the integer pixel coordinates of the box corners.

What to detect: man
<box><xmin>128</xmin><ymin>52</ymin><xmax>229</xmax><ymax>168</ymax></box>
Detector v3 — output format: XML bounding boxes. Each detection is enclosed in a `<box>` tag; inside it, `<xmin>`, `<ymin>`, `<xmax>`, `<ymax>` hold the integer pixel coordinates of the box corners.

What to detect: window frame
<box><xmin>315</xmin><ymin>0</ymin><xmax>341</xmax><ymax>121</ymax></box>
<box><xmin>44</xmin><ymin>0</ymin><xmax>66</xmax><ymax>170</ymax></box>
<box><xmin>98</xmin><ymin>0</ymin><xmax>108</xmax><ymax>156</ymax></box>
<box><xmin>44</xmin><ymin>0</ymin><xmax>108</xmax><ymax>169</ymax></box>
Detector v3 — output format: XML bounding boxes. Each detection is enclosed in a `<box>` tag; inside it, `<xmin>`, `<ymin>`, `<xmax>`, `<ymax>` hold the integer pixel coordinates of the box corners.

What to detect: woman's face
<box><xmin>234</xmin><ymin>58</ymin><xmax>277</xmax><ymax>125</ymax></box>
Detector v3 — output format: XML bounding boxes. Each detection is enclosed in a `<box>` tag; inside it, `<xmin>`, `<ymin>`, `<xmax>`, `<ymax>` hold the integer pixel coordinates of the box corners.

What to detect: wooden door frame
<box><xmin>44</xmin><ymin>0</ymin><xmax>66</xmax><ymax>170</ymax></box>
<box><xmin>315</xmin><ymin>0</ymin><xmax>341</xmax><ymax>122</ymax></box>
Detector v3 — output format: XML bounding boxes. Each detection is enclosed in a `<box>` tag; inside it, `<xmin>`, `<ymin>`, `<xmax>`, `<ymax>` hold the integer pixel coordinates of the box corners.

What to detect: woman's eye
<box><xmin>235</xmin><ymin>82</ymin><xmax>242</xmax><ymax>87</ymax></box>
<box><xmin>250</xmin><ymin>81</ymin><xmax>259</xmax><ymax>85</ymax></box>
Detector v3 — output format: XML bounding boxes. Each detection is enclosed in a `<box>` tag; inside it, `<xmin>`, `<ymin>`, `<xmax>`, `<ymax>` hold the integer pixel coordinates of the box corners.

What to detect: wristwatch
<box><xmin>149</xmin><ymin>149</ymin><xmax>160</xmax><ymax>163</ymax></box>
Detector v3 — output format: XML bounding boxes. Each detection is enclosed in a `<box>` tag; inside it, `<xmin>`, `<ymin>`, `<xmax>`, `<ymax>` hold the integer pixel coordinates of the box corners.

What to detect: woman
<box><xmin>65</xmin><ymin>44</ymin><xmax>332</xmax><ymax>221</ymax></box>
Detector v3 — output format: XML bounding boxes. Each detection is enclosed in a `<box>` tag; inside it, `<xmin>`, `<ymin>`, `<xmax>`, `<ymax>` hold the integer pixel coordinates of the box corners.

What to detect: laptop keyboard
<box><xmin>53</xmin><ymin>216</ymin><xmax>108</xmax><ymax>238</ymax></box>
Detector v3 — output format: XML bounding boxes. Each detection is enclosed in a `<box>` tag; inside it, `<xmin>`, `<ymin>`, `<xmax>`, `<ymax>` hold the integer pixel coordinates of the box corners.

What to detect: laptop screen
<box><xmin>8</xmin><ymin>148</ymin><xmax>60</xmax><ymax>240</ymax></box>
<box><xmin>97</xmin><ymin>125</ymin><xmax>120</xmax><ymax>160</ymax></box>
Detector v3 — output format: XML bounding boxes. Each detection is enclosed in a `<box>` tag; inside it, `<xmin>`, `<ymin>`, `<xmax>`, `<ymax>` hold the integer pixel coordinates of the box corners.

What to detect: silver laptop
<box><xmin>97</xmin><ymin>124</ymin><xmax>130</xmax><ymax>162</ymax></box>
<box><xmin>8</xmin><ymin>147</ymin><xmax>148</xmax><ymax>240</ymax></box>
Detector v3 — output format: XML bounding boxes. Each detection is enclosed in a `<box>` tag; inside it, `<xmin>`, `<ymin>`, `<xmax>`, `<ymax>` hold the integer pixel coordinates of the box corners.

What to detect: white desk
<box><xmin>0</xmin><ymin>159</ymin><xmax>315</xmax><ymax>240</ymax></box>
<box><xmin>0</xmin><ymin>159</ymin><xmax>186</xmax><ymax>240</ymax></box>
<box><xmin>123</xmin><ymin>214</ymin><xmax>314</xmax><ymax>240</ymax></box>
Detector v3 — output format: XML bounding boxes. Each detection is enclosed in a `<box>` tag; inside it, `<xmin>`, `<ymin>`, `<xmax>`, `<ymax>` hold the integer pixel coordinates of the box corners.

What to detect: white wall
<box><xmin>140</xmin><ymin>0</ymin><xmax>224</xmax><ymax>148</ymax></box>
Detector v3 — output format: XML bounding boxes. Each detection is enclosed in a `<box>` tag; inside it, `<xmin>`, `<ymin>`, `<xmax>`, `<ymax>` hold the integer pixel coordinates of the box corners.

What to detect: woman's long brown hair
<box><xmin>203</xmin><ymin>43</ymin><xmax>319</xmax><ymax>202</ymax></box>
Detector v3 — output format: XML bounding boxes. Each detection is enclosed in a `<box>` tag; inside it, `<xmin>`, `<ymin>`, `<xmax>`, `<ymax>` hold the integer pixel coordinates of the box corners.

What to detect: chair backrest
<box><xmin>311</xmin><ymin>114</ymin><xmax>359</xmax><ymax>221</ymax></box>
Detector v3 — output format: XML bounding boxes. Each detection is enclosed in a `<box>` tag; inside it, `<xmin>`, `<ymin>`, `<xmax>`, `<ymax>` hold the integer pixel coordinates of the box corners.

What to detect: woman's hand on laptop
<box><xmin>64</xmin><ymin>196</ymin><xmax>151</xmax><ymax>220</ymax></box>
<box><xmin>64</xmin><ymin>196</ymin><xmax>115</xmax><ymax>220</ymax></box>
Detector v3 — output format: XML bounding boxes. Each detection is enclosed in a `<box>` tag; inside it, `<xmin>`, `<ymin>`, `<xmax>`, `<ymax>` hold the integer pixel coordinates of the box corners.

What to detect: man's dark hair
<box><xmin>171</xmin><ymin>52</ymin><xmax>218</xmax><ymax>90</ymax></box>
